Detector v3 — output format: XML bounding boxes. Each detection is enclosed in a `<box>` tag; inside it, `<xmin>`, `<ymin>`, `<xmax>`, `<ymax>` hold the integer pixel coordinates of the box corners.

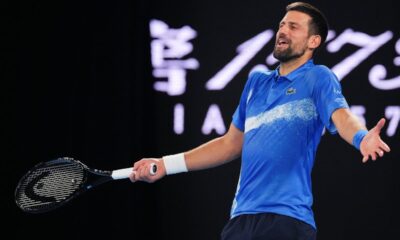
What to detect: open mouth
<box><xmin>276</xmin><ymin>38</ymin><xmax>289</xmax><ymax>47</ymax></box>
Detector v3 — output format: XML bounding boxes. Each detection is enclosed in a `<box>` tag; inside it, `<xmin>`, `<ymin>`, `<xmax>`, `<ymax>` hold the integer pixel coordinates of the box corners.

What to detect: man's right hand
<box><xmin>129</xmin><ymin>158</ymin><xmax>167</xmax><ymax>183</ymax></box>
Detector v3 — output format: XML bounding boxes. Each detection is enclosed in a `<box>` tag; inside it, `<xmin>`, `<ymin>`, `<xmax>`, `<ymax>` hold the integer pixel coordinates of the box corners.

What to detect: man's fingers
<box><xmin>377</xmin><ymin>149</ymin><xmax>384</xmax><ymax>157</ymax></box>
<box><xmin>371</xmin><ymin>152</ymin><xmax>377</xmax><ymax>161</ymax></box>
<box><xmin>139</xmin><ymin>165</ymin><xmax>147</xmax><ymax>180</ymax></box>
<box><xmin>133</xmin><ymin>160</ymin><xmax>147</xmax><ymax>171</ymax></box>
<box><xmin>129</xmin><ymin>171</ymin><xmax>137</xmax><ymax>183</ymax></box>
<box><xmin>362</xmin><ymin>146</ymin><xmax>388</xmax><ymax>162</ymax></box>
<box><xmin>131</xmin><ymin>159</ymin><xmax>162</xmax><ymax>183</ymax></box>
<box><xmin>132</xmin><ymin>161</ymin><xmax>141</xmax><ymax>171</ymax></box>
<box><xmin>374</xmin><ymin>118</ymin><xmax>386</xmax><ymax>132</ymax></box>
<box><xmin>362</xmin><ymin>155</ymin><xmax>369</xmax><ymax>163</ymax></box>
<box><xmin>142</xmin><ymin>164</ymin><xmax>151</xmax><ymax>181</ymax></box>
<box><xmin>379</xmin><ymin>140</ymin><xmax>391</xmax><ymax>152</ymax></box>
<box><xmin>136</xmin><ymin>164</ymin><xmax>153</xmax><ymax>182</ymax></box>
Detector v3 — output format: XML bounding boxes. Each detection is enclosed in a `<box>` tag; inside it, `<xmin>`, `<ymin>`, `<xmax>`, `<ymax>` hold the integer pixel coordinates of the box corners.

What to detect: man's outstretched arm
<box><xmin>129</xmin><ymin>123</ymin><xmax>244</xmax><ymax>183</ymax></box>
<box><xmin>332</xmin><ymin>108</ymin><xmax>391</xmax><ymax>162</ymax></box>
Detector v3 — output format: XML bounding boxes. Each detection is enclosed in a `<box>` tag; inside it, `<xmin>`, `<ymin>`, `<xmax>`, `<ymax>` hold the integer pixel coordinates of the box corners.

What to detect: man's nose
<box><xmin>278</xmin><ymin>26</ymin><xmax>289</xmax><ymax>36</ymax></box>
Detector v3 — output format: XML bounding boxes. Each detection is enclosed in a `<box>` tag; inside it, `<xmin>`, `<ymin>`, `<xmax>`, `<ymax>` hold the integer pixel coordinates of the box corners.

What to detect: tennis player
<box><xmin>130</xmin><ymin>2</ymin><xmax>391</xmax><ymax>239</ymax></box>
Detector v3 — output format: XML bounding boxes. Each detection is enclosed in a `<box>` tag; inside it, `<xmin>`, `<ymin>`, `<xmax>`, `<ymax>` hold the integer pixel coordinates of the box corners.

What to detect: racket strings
<box><xmin>16</xmin><ymin>162</ymin><xmax>85</xmax><ymax>211</ymax></box>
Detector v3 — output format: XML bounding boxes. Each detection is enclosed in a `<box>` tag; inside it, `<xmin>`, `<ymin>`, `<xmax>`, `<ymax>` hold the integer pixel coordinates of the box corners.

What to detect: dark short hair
<box><xmin>286</xmin><ymin>2</ymin><xmax>329</xmax><ymax>47</ymax></box>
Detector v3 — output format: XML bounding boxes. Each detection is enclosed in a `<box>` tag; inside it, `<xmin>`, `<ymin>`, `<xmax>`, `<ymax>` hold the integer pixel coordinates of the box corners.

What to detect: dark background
<box><xmin>4</xmin><ymin>0</ymin><xmax>399</xmax><ymax>239</ymax></box>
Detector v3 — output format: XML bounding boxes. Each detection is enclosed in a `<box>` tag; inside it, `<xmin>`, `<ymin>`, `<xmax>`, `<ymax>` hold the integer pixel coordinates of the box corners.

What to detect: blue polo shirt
<box><xmin>231</xmin><ymin>60</ymin><xmax>349</xmax><ymax>229</ymax></box>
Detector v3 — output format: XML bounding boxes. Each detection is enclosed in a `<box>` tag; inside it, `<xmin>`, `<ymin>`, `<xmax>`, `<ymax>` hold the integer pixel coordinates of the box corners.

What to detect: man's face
<box><xmin>273</xmin><ymin>11</ymin><xmax>312</xmax><ymax>63</ymax></box>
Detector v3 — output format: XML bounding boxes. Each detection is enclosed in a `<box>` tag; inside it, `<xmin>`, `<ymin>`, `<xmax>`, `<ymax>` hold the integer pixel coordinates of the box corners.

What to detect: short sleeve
<box><xmin>232</xmin><ymin>72</ymin><xmax>259</xmax><ymax>132</ymax></box>
<box><xmin>312</xmin><ymin>67</ymin><xmax>349</xmax><ymax>134</ymax></box>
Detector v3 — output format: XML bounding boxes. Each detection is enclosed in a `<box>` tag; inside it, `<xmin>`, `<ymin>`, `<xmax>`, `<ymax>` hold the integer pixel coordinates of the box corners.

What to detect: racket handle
<box><xmin>111</xmin><ymin>168</ymin><xmax>133</xmax><ymax>180</ymax></box>
<box><xmin>111</xmin><ymin>163</ymin><xmax>157</xmax><ymax>180</ymax></box>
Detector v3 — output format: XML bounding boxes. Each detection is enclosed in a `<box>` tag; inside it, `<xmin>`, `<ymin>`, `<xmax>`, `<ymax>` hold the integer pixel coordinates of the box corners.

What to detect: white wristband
<box><xmin>162</xmin><ymin>153</ymin><xmax>188</xmax><ymax>175</ymax></box>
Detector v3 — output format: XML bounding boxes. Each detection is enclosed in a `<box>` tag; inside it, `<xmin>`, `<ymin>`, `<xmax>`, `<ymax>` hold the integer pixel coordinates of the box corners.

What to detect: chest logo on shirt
<box><xmin>286</xmin><ymin>87</ymin><xmax>296</xmax><ymax>95</ymax></box>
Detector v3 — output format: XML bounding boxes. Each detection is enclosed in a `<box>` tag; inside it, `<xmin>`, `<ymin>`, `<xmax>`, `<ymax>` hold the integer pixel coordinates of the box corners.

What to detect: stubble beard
<box><xmin>273</xmin><ymin>44</ymin><xmax>307</xmax><ymax>63</ymax></box>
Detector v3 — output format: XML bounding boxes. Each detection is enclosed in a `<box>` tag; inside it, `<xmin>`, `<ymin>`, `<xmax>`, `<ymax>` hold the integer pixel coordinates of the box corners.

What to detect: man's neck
<box><xmin>279</xmin><ymin>56</ymin><xmax>312</xmax><ymax>76</ymax></box>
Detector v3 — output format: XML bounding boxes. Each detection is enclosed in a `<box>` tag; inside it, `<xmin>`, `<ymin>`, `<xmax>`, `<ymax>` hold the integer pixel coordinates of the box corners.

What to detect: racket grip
<box><xmin>111</xmin><ymin>168</ymin><xmax>133</xmax><ymax>180</ymax></box>
<box><xmin>111</xmin><ymin>163</ymin><xmax>157</xmax><ymax>180</ymax></box>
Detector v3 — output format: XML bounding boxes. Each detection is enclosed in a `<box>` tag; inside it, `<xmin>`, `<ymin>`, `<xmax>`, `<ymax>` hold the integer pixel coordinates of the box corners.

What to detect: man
<box><xmin>130</xmin><ymin>2</ymin><xmax>391</xmax><ymax>239</ymax></box>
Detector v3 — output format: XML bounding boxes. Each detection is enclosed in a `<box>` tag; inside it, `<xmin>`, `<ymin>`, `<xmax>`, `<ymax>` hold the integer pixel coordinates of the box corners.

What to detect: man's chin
<box><xmin>273</xmin><ymin>51</ymin><xmax>290</xmax><ymax>62</ymax></box>
<box><xmin>273</xmin><ymin>50</ymin><xmax>305</xmax><ymax>63</ymax></box>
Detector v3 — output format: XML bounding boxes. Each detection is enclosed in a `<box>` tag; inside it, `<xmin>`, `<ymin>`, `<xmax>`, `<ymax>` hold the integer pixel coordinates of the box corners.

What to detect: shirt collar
<box><xmin>274</xmin><ymin>59</ymin><xmax>314</xmax><ymax>82</ymax></box>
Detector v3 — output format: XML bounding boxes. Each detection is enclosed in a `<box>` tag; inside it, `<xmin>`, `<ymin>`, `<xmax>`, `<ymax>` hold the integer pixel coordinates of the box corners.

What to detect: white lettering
<box><xmin>249</xmin><ymin>64</ymin><xmax>270</xmax><ymax>75</ymax></box>
<box><xmin>150</xmin><ymin>19</ymin><xmax>199</xmax><ymax>96</ymax></box>
<box><xmin>206</xmin><ymin>30</ymin><xmax>274</xmax><ymax>90</ymax></box>
<box><xmin>328</xmin><ymin>29</ymin><xmax>393</xmax><ymax>81</ymax></box>
<box><xmin>326</xmin><ymin>30</ymin><xmax>336</xmax><ymax>42</ymax></box>
<box><xmin>174</xmin><ymin>103</ymin><xmax>185</xmax><ymax>134</ymax></box>
<box><xmin>266</xmin><ymin>52</ymin><xmax>278</xmax><ymax>66</ymax></box>
<box><xmin>394</xmin><ymin>38</ymin><xmax>400</xmax><ymax>66</ymax></box>
<box><xmin>369</xmin><ymin>38</ymin><xmax>400</xmax><ymax>90</ymax></box>
<box><xmin>368</xmin><ymin>65</ymin><xmax>400</xmax><ymax>90</ymax></box>
<box><xmin>385</xmin><ymin>106</ymin><xmax>400</xmax><ymax>137</ymax></box>
<box><xmin>201</xmin><ymin>104</ymin><xmax>226</xmax><ymax>135</ymax></box>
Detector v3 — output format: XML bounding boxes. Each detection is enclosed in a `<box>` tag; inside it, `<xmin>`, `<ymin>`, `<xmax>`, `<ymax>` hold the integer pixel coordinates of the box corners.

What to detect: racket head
<box><xmin>15</xmin><ymin>157</ymin><xmax>89</xmax><ymax>213</ymax></box>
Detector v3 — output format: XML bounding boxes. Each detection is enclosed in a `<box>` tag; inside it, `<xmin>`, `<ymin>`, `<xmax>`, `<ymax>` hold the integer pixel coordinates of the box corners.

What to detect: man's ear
<box><xmin>308</xmin><ymin>35</ymin><xmax>321</xmax><ymax>50</ymax></box>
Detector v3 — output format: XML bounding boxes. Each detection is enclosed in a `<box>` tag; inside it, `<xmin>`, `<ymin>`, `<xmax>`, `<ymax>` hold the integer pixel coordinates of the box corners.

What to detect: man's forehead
<box><xmin>280</xmin><ymin>11</ymin><xmax>311</xmax><ymax>25</ymax></box>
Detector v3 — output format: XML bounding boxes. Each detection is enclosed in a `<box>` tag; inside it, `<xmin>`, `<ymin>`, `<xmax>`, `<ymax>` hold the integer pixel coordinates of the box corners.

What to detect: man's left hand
<box><xmin>360</xmin><ymin>118</ymin><xmax>391</xmax><ymax>163</ymax></box>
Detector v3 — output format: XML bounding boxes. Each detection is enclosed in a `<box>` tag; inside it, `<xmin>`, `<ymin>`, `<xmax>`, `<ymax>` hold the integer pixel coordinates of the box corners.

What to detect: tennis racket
<box><xmin>15</xmin><ymin>157</ymin><xmax>157</xmax><ymax>214</ymax></box>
